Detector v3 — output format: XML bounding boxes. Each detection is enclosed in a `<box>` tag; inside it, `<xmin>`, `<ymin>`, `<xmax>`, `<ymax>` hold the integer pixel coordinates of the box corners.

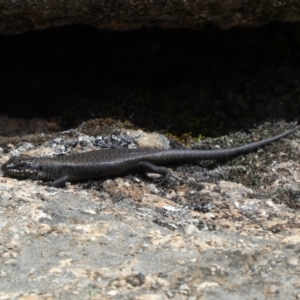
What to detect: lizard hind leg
<box><xmin>51</xmin><ymin>175</ymin><xmax>70</xmax><ymax>187</ymax></box>
<box><xmin>138</xmin><ymin>161</ymin><xmax>182</xmax><ymax>184</ymax></box>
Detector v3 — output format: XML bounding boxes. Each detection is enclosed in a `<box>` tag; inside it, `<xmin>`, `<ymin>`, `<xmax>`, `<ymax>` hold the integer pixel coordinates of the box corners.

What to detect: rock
<box><xmin>2</xmin><ymin>1</ymin><xmax>300</xmax><ymax>35</ymax></box>
<box><xmin>0</xmin><ymin>125</ymin><xmax>300</xmax><ymax>298</ymax></box>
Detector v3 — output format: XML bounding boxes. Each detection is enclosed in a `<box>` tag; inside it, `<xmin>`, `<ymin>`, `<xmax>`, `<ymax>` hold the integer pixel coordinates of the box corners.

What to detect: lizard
<box><xmin>1</xmin><ymin>127</ymin><xmax>298</xmax><ymax>187</ymax></box>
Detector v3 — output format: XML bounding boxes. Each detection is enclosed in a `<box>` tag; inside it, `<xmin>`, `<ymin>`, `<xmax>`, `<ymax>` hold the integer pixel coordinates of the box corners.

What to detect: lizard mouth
<box><xmin>1</xmin><ymin>156</ymin><xmax>39</xmax><ymax>178</ymax></box>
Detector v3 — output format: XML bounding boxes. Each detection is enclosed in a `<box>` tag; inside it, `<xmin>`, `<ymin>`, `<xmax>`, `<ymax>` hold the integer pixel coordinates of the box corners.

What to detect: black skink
<box><xmin>1</xmin><ymin>127</ymin><xmax>298</xmax><ymax>187</ymax></box>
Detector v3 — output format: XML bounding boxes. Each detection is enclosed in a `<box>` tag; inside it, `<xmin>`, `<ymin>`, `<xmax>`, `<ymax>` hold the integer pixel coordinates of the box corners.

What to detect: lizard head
<box><xmin>1</xmin><ymin>156</ymin><xmax>41</xmax><ymax>179</ymax></box>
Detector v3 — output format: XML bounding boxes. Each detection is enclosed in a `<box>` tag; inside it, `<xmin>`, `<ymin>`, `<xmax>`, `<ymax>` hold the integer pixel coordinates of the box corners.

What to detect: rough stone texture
<box><xmin>1</xmin><ymin>0</ymin><xmax>300</xmax><ymax>35</ymax></box>
<box><xmin>0</xmin><ymin>124</ymin><xmax>300</xmax><ymax>298</ymax></box>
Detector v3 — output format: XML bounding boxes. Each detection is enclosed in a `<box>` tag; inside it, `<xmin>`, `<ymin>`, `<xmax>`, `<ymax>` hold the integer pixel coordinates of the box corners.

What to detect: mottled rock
<box><xmin>0</xmin><ymin>124</ymin><xmax>300</xmax><ymax>298</ymax></box>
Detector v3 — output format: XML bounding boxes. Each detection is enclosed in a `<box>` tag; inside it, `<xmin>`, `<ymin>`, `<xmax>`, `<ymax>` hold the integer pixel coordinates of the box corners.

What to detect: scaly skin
<box><xmin>1</xmin><ymin>127</ymin><xmax>298</xmax><ymax>187</ymax></box>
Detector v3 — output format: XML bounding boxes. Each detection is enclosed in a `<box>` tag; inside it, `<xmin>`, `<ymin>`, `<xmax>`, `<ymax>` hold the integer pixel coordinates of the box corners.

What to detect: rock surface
<box><xmin>1</xmin><ymin>0</ymin><xmax>300</xmax><ymax>34</ymax></box>
<box><xmin>0</xmin><ymin>125</ymin><xmax>299</xmax><ymax>298</ymax></box>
